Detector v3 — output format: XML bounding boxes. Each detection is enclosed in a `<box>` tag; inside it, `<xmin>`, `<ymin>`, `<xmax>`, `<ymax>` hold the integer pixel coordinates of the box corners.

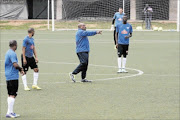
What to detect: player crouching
<box><xmin>115</xmin><ymin>16</ymin><xmax>133</xmax><ymax>73</ymax></box>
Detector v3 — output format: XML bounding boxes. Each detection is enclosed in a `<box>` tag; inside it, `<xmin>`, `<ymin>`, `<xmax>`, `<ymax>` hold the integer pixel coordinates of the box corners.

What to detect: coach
<box><xmin>69</xmin><ymin>23</ymin><xmax>102</xmax><ymax>82</ymax></box>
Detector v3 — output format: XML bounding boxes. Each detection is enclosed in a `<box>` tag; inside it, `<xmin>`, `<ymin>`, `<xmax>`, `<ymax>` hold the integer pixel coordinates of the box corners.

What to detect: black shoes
<box><xmin>81</xmin><ymin>79</ymin><xmax>92</xmax><ymax>83</ymax></box>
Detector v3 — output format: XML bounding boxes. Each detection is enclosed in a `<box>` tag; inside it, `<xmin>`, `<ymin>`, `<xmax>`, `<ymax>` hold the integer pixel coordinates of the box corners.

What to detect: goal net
<box><xmin>49</xmin><ymin>0</ymin><xmax>180</xmax><ymax>31</ymax></box>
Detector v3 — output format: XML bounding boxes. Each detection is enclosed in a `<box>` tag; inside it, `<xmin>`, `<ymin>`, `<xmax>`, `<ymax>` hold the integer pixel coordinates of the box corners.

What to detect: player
<box><xmin>111</xmin><ymin>7</ymin><xmax>125</xmax><ymax>46</ymax></box>
<box><xmin>21</xmin><ymin>28</ymin><xmax>41</xmax><ymax>91</ymax></box>
<box><xmin>69</xmin><ymin>23</ymin><xmax>102</xmax><ymax>82</ymax></box>
<box><xmin>115</xmin><ymin>16</ymin><xmax>133</xmax><ymax>73</ymax></box>
<box><xmin>5</xmin><ymin>40</ymin><xmax>24</xmax><ymax>118</ymax></box>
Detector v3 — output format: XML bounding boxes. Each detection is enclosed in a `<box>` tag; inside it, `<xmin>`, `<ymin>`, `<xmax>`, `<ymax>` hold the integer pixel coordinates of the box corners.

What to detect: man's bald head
<box><xmin>78</xmin><ymin>23</ymin><xmax>86</xmax><ymax>30</ymax></box>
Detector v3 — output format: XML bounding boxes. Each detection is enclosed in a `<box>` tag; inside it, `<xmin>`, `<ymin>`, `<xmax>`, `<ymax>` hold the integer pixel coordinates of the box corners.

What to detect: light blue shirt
<box><xmin>5</xmin><ymin>49</ymin><xmax>19</xmax><ymax>81</ymax></box>
<box><xmin>113</xmin><ymin>12</ymin><xmax>125</xmax><ymax>27</ymax></box>
<box><xmin>23</xmin><ymin>36</ymin><xmax>35</xmax><ymax>57</ymax></box>
<box><xmin>76</xmin><ymin>29</ymin><xmax>97</xmax><ymax>53</ymax></box>
<box><xmin>116</xmin><ymin>23</ymin><xmax>133</xmax><ymax>45</ymax></box>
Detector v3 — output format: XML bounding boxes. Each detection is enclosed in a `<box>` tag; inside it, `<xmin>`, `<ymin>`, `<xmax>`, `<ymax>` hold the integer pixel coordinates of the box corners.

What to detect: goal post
<box><xmin>177</xmin><ymin>0</ymin><xmax>180</xmax><ymax>32</ymax></box>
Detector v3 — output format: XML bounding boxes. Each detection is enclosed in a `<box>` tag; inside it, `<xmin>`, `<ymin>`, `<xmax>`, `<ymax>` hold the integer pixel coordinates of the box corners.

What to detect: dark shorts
<box><xmin>117</xmin><ymin>44</ymin><xmax>129</xmax><ymax>56</ymax></box>
<box><xmin>7</xmin><ymin>80</ymin><xmax>19</xmax><ymax>97</ymax></box>
<box><xmin>21</xmin><ymin>54</ymin><xmax>38</xmax><ymax>72</ymax></box>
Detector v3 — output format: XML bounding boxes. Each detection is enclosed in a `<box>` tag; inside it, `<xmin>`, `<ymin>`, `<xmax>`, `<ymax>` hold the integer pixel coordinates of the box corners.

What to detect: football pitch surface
<box><xmin>0</xmin><ymin>30</ymin><xmax>179</xmax><ymax>120</ymax></box>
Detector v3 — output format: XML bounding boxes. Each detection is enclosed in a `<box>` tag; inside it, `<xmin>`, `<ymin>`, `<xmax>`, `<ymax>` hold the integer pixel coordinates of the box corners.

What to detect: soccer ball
<box><xmin>158</xmin><ymin>27</ymin><xmax>163</xmax><ymax>31</ymax></box>
<box><xmin>153</xmin><ymin>27</ymin><xmax>158</xmax><ymax>31</ymax></box>
<box><xmin>136</xmin><ymin>26</ymin><xmax>143</xmax><ymax>30</ymax></box>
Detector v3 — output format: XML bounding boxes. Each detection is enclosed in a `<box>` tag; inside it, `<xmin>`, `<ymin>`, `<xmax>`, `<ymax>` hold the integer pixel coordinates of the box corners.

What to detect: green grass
<box><xmin>0</xmin><ymin>20</ymin><xmax>178</xmax><ymax>30</ymax></box>
<box><xmin>0</xmin><ymin>30</ymin><xmax>179</xmax><ymax>120</ymax></box>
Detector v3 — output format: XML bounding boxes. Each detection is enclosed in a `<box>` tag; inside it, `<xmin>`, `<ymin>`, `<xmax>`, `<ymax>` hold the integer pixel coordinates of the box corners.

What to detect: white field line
<box><xmin>0</xmin><ymin>72</ymin><xmax>179</xmax><ymax>77</ymax></box>
<box><xmin>0</xmin><ymin>29</ymin><xmax>178</xmax><ymax>33</ymax></box>
<box><xmin>0</xmin><ymin>61</ymin><xmax>144</xmax><ymax>85</ymax></box>
<box><xmin>0</xmin><ymin>41</ymin><xmax>179</xmax><ymax>44</ymax></box>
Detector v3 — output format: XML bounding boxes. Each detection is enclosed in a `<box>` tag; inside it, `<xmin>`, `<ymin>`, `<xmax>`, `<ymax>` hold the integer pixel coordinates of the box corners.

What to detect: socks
<box><xmin>33</xmin><ymin>72</ymin><xmax>39</xmax><ymax>85</ymax></box>
<box><xmin>118</xmin><ymin>57</ymin><xmax>122</xmax><ymax>69</ymax></box>
<box><xmin>122</xmin><ymin>58</ymin><xmax>127</xmax><ymax>69</ymax></box>
<box><xmin>7</xmin><ymin>97</ymin><xmax>15</xmax><ymax>114</ymax></box>
<box><xmin>22</xmin><ymin>75</ymin><xmax>27</xmax><ymax>88</ymax></box>
<box><xmin>22</xmin><ymin>72</ymin><xmax>39</xmax><ymax>86</ymax></box>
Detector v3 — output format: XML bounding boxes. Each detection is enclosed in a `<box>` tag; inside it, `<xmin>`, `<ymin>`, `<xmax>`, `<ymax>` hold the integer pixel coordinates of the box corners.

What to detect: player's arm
<box><xmin>33</xmin><ymin>46</ymin><xmax>38</xmax><ymax>63</ymax></box>
<box><xmin>10</xmin><ymin>53</ymin><xmax>24</xmax><ymax>75</ymax></box>
<box><xmin>22</xmin><ymin>46</ymin><xmax>27</xmax><ymax>65</ymax></box>
<box><xmin>22</xmin><ymin>38</ymin><xmax>27</xmax><ymax>65</ymax></box>
<box><xmin>125</xmin><ymin>33</ymin><xmax>132</xmax><ymax>39</ymax></box>
<box><xmin>81</xmin><ymin>31</ymin><xmax>101</xmax><ymax>36</ymax></box>
<box><xmin>115</xmin><ymin>25</ymin><xmax>119</xmax><ymax>48</ymax></box>
<box><xmin>125</xmin><ymin>25</ymin><xmax>133</xmax><ymax>39</ymax></box>
<box><xmin>115</xmin><ymin>32</ymin><xmax>118</xmax><ymax>48</ymax></box>
<box><xmin>110</xmin><ymin>19</ymin><xmax>115</xmax><ymax>31</ymax></box>
<box><xmin>13</xmin><ymin>63</ymin><xmax>24</xmax><ymax>75</ymax></box>
<box><xmin>111</xmin><ymin>14</ymin><xmax>116</xmax><ymax>31</ymax></box>
<box><xmin>112</xmin><ymin>19</ymin><xmax>115</xmax><ymax>25</ymax></box>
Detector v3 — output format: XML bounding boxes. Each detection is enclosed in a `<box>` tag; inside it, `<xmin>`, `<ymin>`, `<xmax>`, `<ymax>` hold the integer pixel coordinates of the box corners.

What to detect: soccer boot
<box><xmin>6</xmin><ymin>113</ymin><xmax>20</xmax><ymax>118</ymax></box>
<box><xmin>69</xmin><ymin>72</ymin><xmax>76</xmax><ymax>82</ymax></box>
<box><xmin>122</xmin><ymin>68</ymin><xmax>128</xmax><ymax>73</ymax></box>
<box><xmin>24</xmin><ymin>86</ymin><xmax>30</xmax><ymax>91</ymax></box>
<box><xmin>117</xmin><ymin>69</ymin><xmax>122</xmax><ymax>73</ymax></box>
<box><xmin>32</xmin><ymin>85</ymin><xmax>41</xmax><ymax>90</ymax></box>
<box><xmin>81</xmin><ymin>79</ymin><xmax>92</xmax><ymax>83</ymax></box>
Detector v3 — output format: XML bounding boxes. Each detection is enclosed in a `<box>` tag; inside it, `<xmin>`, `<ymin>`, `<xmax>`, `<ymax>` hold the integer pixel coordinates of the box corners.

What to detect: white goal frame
<box><xmin>48</xmin><ymin>0</ymin><xmax>180</xmax><ymax>32</ymax></box>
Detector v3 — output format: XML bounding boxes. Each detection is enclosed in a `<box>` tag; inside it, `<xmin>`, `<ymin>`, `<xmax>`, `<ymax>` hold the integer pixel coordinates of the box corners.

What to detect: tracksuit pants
<box><xmin>72</xmin><ymin>52</ymin><xmax>89</xmax><ymax>79</ymax></box>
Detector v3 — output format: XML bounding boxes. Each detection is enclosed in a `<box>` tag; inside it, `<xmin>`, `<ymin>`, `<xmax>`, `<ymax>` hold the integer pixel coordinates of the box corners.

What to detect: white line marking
<box><xmin>0</xmin><ymin>72</ymin><xmax>178</xmax><ymax>77</ymax></box>
<box><xmin>37</xmin><ymin>61</ymin><xmax>144</xmax><ymax>81</ymax></box>
<box><xmin>0</xmin><ymin>60</ymin><xmax>144</xmax><ymax>86</ymax></box>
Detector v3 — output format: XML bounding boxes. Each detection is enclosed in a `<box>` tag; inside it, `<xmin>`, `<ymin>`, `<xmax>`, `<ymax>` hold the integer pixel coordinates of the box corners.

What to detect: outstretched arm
<box><xmin>81</xmin><ymin>31</ymin><xmax>102</xmax><ymax>36</ymax></box>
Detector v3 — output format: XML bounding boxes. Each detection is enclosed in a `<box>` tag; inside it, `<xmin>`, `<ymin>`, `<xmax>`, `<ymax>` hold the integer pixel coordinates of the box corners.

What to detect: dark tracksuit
<box><xmin>72</xmin><ymin>28</ymin><xmax>97</xmax><ymax>79</ymax></box>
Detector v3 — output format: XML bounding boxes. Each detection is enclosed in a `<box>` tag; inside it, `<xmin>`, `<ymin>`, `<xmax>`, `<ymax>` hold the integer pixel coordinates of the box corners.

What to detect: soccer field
<box><xmin>0</xmin><ymin>30</ymin><xmax>179</xmax><ymax>119</ymax></box>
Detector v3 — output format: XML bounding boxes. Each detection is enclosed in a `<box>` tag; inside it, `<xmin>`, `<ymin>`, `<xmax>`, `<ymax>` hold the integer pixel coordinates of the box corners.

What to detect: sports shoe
<box><xmin>69</xmin><ymin>72</ymin><xmax>76</xmax><ymax>82</ymax></box>
<box><xmin>117</xmin><ymin>69</ymin><xmax>122</xmax><ymax>73</ymax></box>
<box><xmin>81</xmin><ymin>79</ymin><xmax>92</xmax><ymax>83</ymax></box>
<box><xmin>24</xmin><ymin>86</ymin><xmax>30</xmax><ymax>91</ymax></box>
<box><xmin>12</xmin><ymin>113</ymin><xmax>20</xmax><ymax>117</ymax></box>
<box><xmin>122</xmin><ymin>68</ymin><xmax>128</xmax><ymax>73</ymax></box>
<box><xmin>32</xmin><ymin>85</ymin><xmax>41</xmax><ymax>90</ymax></box>
<box><xmin>6</xmin><ymin>113</ymin><xmax>20</xmax><ymax>118</ymax></box>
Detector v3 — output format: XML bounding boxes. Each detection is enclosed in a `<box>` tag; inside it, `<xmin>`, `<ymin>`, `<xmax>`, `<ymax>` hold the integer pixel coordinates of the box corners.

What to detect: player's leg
<box><xmin>6</xmin><ymin>80</ymin><xmax>20</xmax><ymax>118</ymax></box>
<box><xmin>117</xmin><ymin>44</ymin><xmax>123</xmax><ymax>73</ymax></box>
<box><xmin>30</xmin><ymin>57</ymin><xmax>41</xmax><ymax>89</ymax></box>
<box><xmin>21</xmin><ymin>55</ymin><xmax>30</xmax><ymax>91</ymax></box>
<box><xmin>145</xmin><ymin>17</ymin><xmax>148</xmax><ymax>29</ymax></box>
<box><xmin>149</xmin><ymin>18</ymin><xmax>152</xmax><ymax>29</ymax></box>
<box><xmin>70</xmin><ymin>53</ymin><xmax>84</xmax><ymax>82</ymax></box>
<box><xmin>81</xmin><ymin>52</ymin><xmax>91</xmax><ymax>82</ymax></box>
<box><xmin>122</xmin><ymin>45</ymin><xmax>129</xmax><ymax>73</ymax></box>
<box><xmin>147</xmin><ymin>18</ymin><xmax>150</xmax><ymax>30</ymax></box>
